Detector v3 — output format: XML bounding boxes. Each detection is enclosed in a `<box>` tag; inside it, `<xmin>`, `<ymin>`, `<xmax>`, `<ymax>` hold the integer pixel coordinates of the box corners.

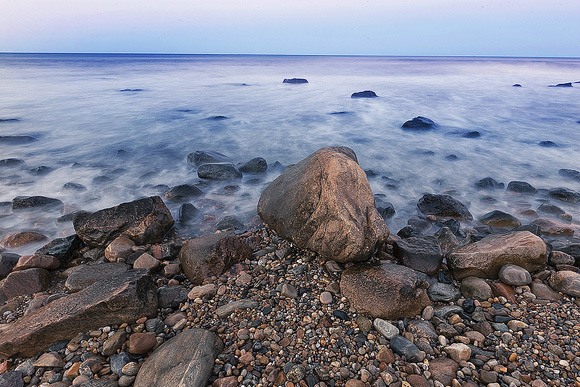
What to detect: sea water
<box><xmin>0</xmin><ymin>54</ymin><xmax>579</xmax><ymax>254</ymax></box>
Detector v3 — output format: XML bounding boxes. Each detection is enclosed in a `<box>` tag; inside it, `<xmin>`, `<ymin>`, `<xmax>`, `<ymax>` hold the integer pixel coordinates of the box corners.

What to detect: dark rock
<box><xmin>539</xmin><ymin>140</ymin><xmax>558</xmax><ymax>147</ymax></box>
<box><xmin>512</xmin><ymin>224</ymin><xmax>542</xmax><ymax>236</ymax></box>
<box><xmin>0</xmin><ymin>371</ymin><xmax>24</xmax><ymax>387</ymax></box>
<box><xmin>417</xmin><ymin>194</ymin><xmax>472</xmax><ymax>221</ymax></box>
<box><xmin>537</xmin><ymin>203</ymin><xmax>565</xmax><ymax>216</ymax></box>
<box><xmin>119</xmin><ymin>88</ymin><xmax>144</xmax><ymax>92</ymax></box>
<box><xmin>513</xmin><ymin>84</ymin><xmax>522</xmax><ymax>87</ymax></box>
<box><xmin>258</xmin><ymin>147</ymin><xmax>389</xmax><ymax>263</ymax></box>
<box><xmin>92</xmin><ymin>175</ymin><xmax>114</xmax><ymax>184</ymax></box>
<box><xmin>340</xmin><ymin>262</ymin><xmax>430</xmax><ymax>319</ymax></box>
<box><xmin>435</xmin><ymin>227</ymin><xmax>461</xmax><ymax>255</ymax></box>
<box><xmin>178</xmin><ymin>203</ymin><xmax>199</xmax><ymax>224</ymax></box>
<box><xmin>206</xmin><ymin>115</ymin><xmax>229</xmax><ymax>120</ymax></box>
<box><xmin>134</xmin><ymin>329</ymin><xmax>223</xmax><ymax>387</ymax></box>
<box><xmin>187</xmin><ymin>151</ymin><xmax>232</xmax><ymax>168</ymax></box>
<box><xmin>475</xmin><ymin>177</ymin><xmax>504</xmax><ymax>189</ymax></box>
<box><xmin>462</xmin><ymin>299</ymin><xmax>475</xmax><ymax>313</ymax></box>
<box><xmin>179</xmin><ymin>232</ymin><xmax>252</xmax><ymax>285</ymax></box>
<box><xmin>0</xmin><ymin>158</ymin><xmax>24</xmax><ymax>167</ymax></box>
<box><xmin>448</xmin><ymin>231</ymin><xmax>547</xmax><ymax>280</ymax></box>
<box><xmin>110</xmin><ymin>352</ymin><xmax>131</xmax><ymax>376</ymax></box>
<box><xmin>393</xmin><ymin>236</ymin><xmax>442</xmax><ymax>275</ymax></box>
<box><xmin>215</xmin><ymin>215</ymin><xmax>245</xmax><ymax>231</ymax></box>
<box><xmin>445</xmin><ymin>154</ymin><xmax>458</xmax><ymax>161</ymax></box>
<box><xmin>429</xmin><ymin>358</ymin><xmax>459</xmax><ymax>386</ymax></box>
<box><xmin>463</xmin><ymin>131</ymin><xmax>481</xmax><ymax>138</ymax></box>
<box><xmin>549</xmin><ymin>82</ymin><xmax>573</xmax><ymax>87</ymax></box>
<box><xmin>163</xmin><ymin>184</ymin><xmax>203</xmax><ymax>200</ymax></box>
<box><xmin>35</xmin><ymin>235</ymin><xmax>81</xmax><ymax>262</ymax></box>
<box><xmin>460</xmin><ymin>276</ymin><xmax>493</xmax><ymax>300</ymax></box>
<box><xmin>351</xmin><ymin>90</ymin><xmax>378</xmax><ymax>98</ymax></box>
<box><xmin>498</xmin><ymin>264</ymin><xmax>532</xmax><ymax>286</ymax></box>
<box><xmin>389</xmin><ymin>335</ymin><xmax>425</xmax><ymax>362</ymax></box>
<box><xmin>402</xmin><ymin>116</ymin><xmax>436</xmax><ymax>130</ymax></box>
<box><xmin>549</xmin><ymin>187</ymin><xmax>580</xmax><ymax>203</ymax></box>
<box><xmin>73</xmin><ymin>196</ymin><xmax>174</xmax><ymax>248</ymax></box>
<box><xmin>63</xmin><ymin>182</ymin><xmax>86</xmax><ymax>191</ymax></box>
<box><xmin>65</xmin><ymin>263</ymin><xmax>128</xmax><ymax>293</ymax></box>
<box><xmin>531</xmin><ymin>217</ymin><xmax>575</xmax><ymax>236</ymax></box>
<box><xmin>478</xmin><ymin>210</ymin><xmax>521</xmax><ymax>229</ymax></box>
<box><xmin>12</xmin><ymin>196</ymin><xmax>63</xmax><ymax>211</ymax></box>
<box><xmin>29</xmin><ymin>166</ymin><xmax>53</xmax><ymax>175</ymax></box>
<box><xmin>0</xmin><ymin>270</ymin><xmax>157</xmax><ymax>358</ymax></box>
<box><xmin>506</xmin><ymin>181</ymin><xmax>536</xmax><ymax>194</ymax></box>
<box><xmin>0</xmin><ymin>135</ymin><xmax>36</xmax><ymax>144</ymax></box>
<box><xmin>558</xmin><ymin>168</ymin><xmax>580</xmax><ymax>181</ymax></box>
<box><xmin>0</xmin><ymin>252</ymin><xmax>19</xmax><ymax>279</ymax></box>
<box><xmin>0</xmin><ymin>268</ymin><xmax>50</xmax><ymax>301</ymax></box>
<box><xmin>283</xmin><ymin>78</ymin><xmax>308</xmax><ymax>84</ymax></box>
<box><xmin>239</xmin><ymin>157</ymin><xmax>268</xmax><ymax>174</ymax></box>
<box><xmin>397</xmin><ymin>225</ymin><xmax>421</xmax><ymax>239</ymax></box>
<box><xmin>374</xmin><ymin>194</ymin><xmax>395</xmax><ymax>220</ymax></box>
<box><xmin>197</xmin><ymin>163</ymin><xmax>242</xmax><ymax>180</ymax></box>
<box><xmin>428</xmin><ymin>282</ymin><xmax>461</xmax><ymax>302</ymax></box>
<box><xmin>158</xmin><ymin>286</ymin><xmax>189</xmax><ymax>309</ymax></box>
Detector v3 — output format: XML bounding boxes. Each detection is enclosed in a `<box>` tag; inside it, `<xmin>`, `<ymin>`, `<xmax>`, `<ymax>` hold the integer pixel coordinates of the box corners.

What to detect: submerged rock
<box><xmin>187</xmin><ymin>150</ymin><xmax>232</xmax><ymax>167</ymax></box>
<box><xmin>402</xmin><ymin>116</ymin><xmax>437</xmax><ymax>130</ymax></box>
<box><xmin>0</xmin><ymin>158</ymin><xmax>24</xmax><ymax>167</ymax></box>
<box><xmin>197</xmin><ymin>163</ymin><xmax>242</xmax><ymax>180</ymax></box>
<box><xmin>549</xmin><ymin>187</ymin><xmax>580</xmax><ymax>203</ymax></box>
<box><xmin>0</xmin><ymin>135</ymin><xmax>36</xmax><ymax>144</ymax></box>
<box><xmin>258</xmin><ymin>146</ymin><xmax>389</xmax><ymax>263</ymax></box>
<box><xmin>163</xmin><ymin>184</ymin><xmax>203</xmax><ymax>200</ymax></box>
<box><xmin>478</xmin><ymin>210</ymin><xmax>521</xmax><ymax>229</ymax></box>
<box><xmin>283</xmin><ymin>78</ymin><xmax>308</xmax><ymax>84</ymax></box>
<box><xmin>539</xmin><ymin>140</ymin><xmax>558</xmax><ymax>147</ymax></box>
<box><xmin>506</xmin><ymin>181</ymin><xmax>536</xmax><ymax>194</ymax></box>
<box><xmin>417</xmin><ymin>194</ymin><xmax>472</xmax><ymax>221</ymax></box>
<box><xmin>12</xmin><ymin>196</ymin><xmax>63</xmax><ymax>211</ymax></box>
<box><xmin>239</xmin><ymin>157</ymin><xmax>268</xmax><ymax>174</ymax></box>
<box><xmin>559</xmin><ymin>168</ymin><xmax>580</xmax><ymax>181</ymax></box>
<box><xmin>351</xmin><ymin>90</ymin><xmax>378</xmax><ymax>98</ymax></box>
<box><xmin>549</xmin><ymin>82</ymin><xmax>573</xmax><ymax>87</ymax></box>
<box><xmin>475</xmin><ymin>177</ymin><xmax>505</xmax><ymax>189</ymax></box>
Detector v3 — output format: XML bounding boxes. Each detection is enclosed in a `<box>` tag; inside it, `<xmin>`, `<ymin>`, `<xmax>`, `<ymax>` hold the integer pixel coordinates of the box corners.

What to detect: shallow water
<box><xmin>1</xmin><ymin>54</ymin><xmax>579</xmax><ymax>254</ymax></box>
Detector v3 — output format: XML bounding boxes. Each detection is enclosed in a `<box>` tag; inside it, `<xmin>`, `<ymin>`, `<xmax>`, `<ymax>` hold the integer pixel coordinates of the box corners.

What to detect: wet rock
<box><xmin>187</xmin><ymin>151</ymin><xmax>232</xmax><ymax>167</ymax></box>
<box><xmin>351</xmin><ymin>90</ymin><xmax>378</xmax><ymax>98</ymax></box>
<box><xmin>197</xmin><ymin>163</ymin><xmax>242</xmax><ymax>180</ymax></box>
<box><xmin>407</xmin><ymin>320</ymin><xmax>438</xmax><ymax>340</ymax></box>
<box><xmin>214</xmin><ymin>215</ymin><xmax>245</xmax><ymax>231</ymax></box>
<box><xmin>0</xmin><ymin>268</ymin><xmax>50</xmax><ymax>301</ymax></box>
<box><xmin>63</xmin><ymin>182</ymin><xmax>87</xmax><ymax>191</ymax></box>
<box><xmin>417</xmin><ymin>194</ymin><xmax>472</xmax><ymax>221</ymax></box>
<box><xmin>239</xmin><ymin>157</ymin><xmax>267</xmax><ymax>174</ymax></box>
<box><xmin>134</xmin><ymin>328</ymin><xmax>223</xmax><ymax>387</ymax></box>
<box><xmin>537</xmin><ymin>203</ymin><xmax>565</xmax><ymax>216</ymax></box>
<box><xmin>389</xmin><ymin>335</ymin><xmax>425</xmax><ymax>362</ymax></box>
<box><xmin>258</xmin><ymin>146</ymin><xmax>389</xmax><ymax>263</ymax></box>
<box><xmin>179</xmin><ymin>232</ymin><xmax>251</xmax><ymax>285</ymax></box>
<box><xmin>163</xmin><ymin>184</ymin><xmax>203</xmax><ymax>200</ymax></box>
<box><xmin>158</xmin><ymin>286</ymin><xmax>189</xmax><ymax>309</ymax></box>
<box><xmin>448</xmin><ymin>231</ymin><xmax>546</xmax><ymax>279</ymax></box>
<box><xmin>178</xmin><ymin>203</ymin><xmax>199</xmax><ymax>224</ymax></box>
<box><xmin>105</xmin><ymin>235</ymin><xmax>135</xmax><ymax>262</ymax></box>
<box><xmin>374</xmin><ymin>194</ymin><xmax>395</xmax><ymax>220</ymax></box>
<box><xmin>475</xmin><ymin>177</ymin><xmax>504</xmax><ymax>189</ymax></box>
<box><xmin>530</xmin><ymin>218</ymin><xmax>575</xmax><ymax>237</ymax></box>
<box><xmin>559</xmin><ymin>168</ymin><xmax>580</xmax><ymax>181</ymax></box>
<box><xmin>548</xmin><ymin>187</ymin><xmax>580</xmax><ymax>203</ymax></box>
<box><xmin>478</xmin><ymin>210</ymin><xmax>521</xmax><ymax>228</ymax></box>
<box><xmin>549</xmin><ymin>82</ymin><xmax>573</xmax><ymax>87</ymax></box>
<box><xmin>428</xmin><ymin>282</ymin><xmax>461</xmax><ymax>302</ymax></box>
<box><xmin>340</xmin><ymin>262</ymin><xmax>430</xmax><ymax>319</ymax></box>
<box><xmin>548</xmin><ymin>251</ymin><xmax>575</xmax><ymax>266</ymax></box>
<box><xmin>12</xmin><ymin>196</ymin><xmax>63</xmax><ymax>211</ymax></box>
<box><xmin>0</xmin><ymin>158</ymin><xmax>24</xmax><ymax>167</ymax></box>
<box><xmin>498</xmin><ymin>264</ymin><xmax>532</xmax><ymax>286</ymax></box>
<box><xmin>548</xmin><ymin>271</ymin><xmax>580</xmax><ymax>297</ymax></box>
<box><xmin>13</xmin><ymin>254</ymin><xmax>60</xmax><ymax>271</ymax></box>
<box><xmin>283</xmin><ymin>78</ymin><xmax>308</xmax><ymax>84</ymax></box>
<box><xmin>460</xmin><ymin>277</ymin><xmax>493</xmax><ymax>300</ymax></box>
<box><xmin>0</xmin><ymin>231</ymin><xmax>47</xmax><ymax>248</ymax></box>
<box><xmin>35</xmin><ymin>235</ymin><xmax>80</xmax><ymax>262</ymax></box>
<box><xmin>463</xmin><ymin>131</ymin><xmax>481</xmax><ymax>138</ymax></box>
<box><xmin>402</xmin><ymin>116</ymin><xmax>436</xmax><ymax>130</ymax></box>
<box><xmin>0</xmin><ymin>135</ymin><xmax>36</xmax><ymax>145</ymax></box>
<box><xmin>0</xmin><ymin>253</ymin><xmax>19</xmax><ymax>279</ymax></box>
<box><xmin>506</xmin><ymin>181</ymin><xmax>536</xmax><ymax>194</ymax></box>
<box><xmin>393</xmin><ymin>236</ymin><xmax>442</xmax><ymax>275</ymax></box>
<box><xmin>65</xmin><ymin>263</ymin><xmax>128</xmax><ymax>293</ymax></box>
<box><xmin>0</xmin><ymin>270</ymin><xmax>157</xmax><ymax>358</ymax></box>
<box><xmin>73</xmin><ymin>196</ymin><xmax>174</xmax><ymax>248</ymax></box>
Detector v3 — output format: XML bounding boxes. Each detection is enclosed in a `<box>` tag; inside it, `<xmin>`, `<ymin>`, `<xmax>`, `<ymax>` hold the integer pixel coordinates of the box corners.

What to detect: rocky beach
<box><xmin>1</xmin><ymin>145</ymin><xmax>579</xmax><ymax>387</ymax></box>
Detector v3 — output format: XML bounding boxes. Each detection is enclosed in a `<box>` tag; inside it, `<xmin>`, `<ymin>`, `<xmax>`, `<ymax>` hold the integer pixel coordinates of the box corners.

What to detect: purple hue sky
<box><xmin>1</xmin><ymin>0</ymin><xmax>579</xmax><ymax>56</ymax></box>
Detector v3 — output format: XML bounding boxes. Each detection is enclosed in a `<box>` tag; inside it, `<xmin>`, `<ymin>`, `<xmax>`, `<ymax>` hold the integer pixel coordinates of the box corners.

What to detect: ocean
<box><xmin>0</xmin><ymin>54</ymin><xmax>579</xmax><ymax>254</ymax></box>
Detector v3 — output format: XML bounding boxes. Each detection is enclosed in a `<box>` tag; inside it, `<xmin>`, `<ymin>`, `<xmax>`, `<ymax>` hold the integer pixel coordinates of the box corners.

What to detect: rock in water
<box><xmin>417</xmin><ymin>194</ymin><xmax>472</xmax><ymax>221</ymax></box>
<box><xmin>393</xmin><ymin>236</ymin><xmax>442</xmax><ymax>275</ymax></box>
<box><xmin>258</xmin><ymin>146</ymin><xmax>389</xmax><ymax>263</ymax></box>
<box><xmin>187</xmin><ymin>150</ymin><xmax>232</xmax><ymax>167</ymax></box>
<box><xmin>283</xmin><ymin>78</ymin><xmax>308</xmax><ymax>84</ymax></box>
<box><xmin>401</xmin><ymin>116</ymin><xmax>437</xmax><ymax>130</ymax></box>
<box><xmin>478</xmin><ymin>210</ymin><xmax>521</xmax><ymax>228</ymax></box>
<box><xmin>0</xmin><ymin>270</ymin><xmax>157</xmax><ymax>358</ymax></box>
<box><xmin>197</xmin><ymin>163</ymin><xmax>242</xmax><ymax>180</ymax></box>
<box><xmin>447</xmin><ymin>231</ymin><xmax>546</xmax><ymax>280</ymax></box>
<box><xmin>73</xmin><ymin>196</ymin><xmax>174</xmax><ymax>248</ymax></box>
<box><xmin>351</xmin><ymin>90</ymin><xmax>378</xmax><ymax>98</ymax></box>
<box><xmin>179</xmin><ymin>232</ymin><xmax>252</xmax><ymax>285</ymax></box>
<box><xmin>239</xmin><ymin>157</ymin><xmax>268</xmax><ymax>174</ymax></box>
<box><xmin>134</xmin><ymin>328</ymin><xmax>223</xmax><ymax>387</ymax></box>
<box><xmin>340</xmin><ymin>262</ymin><xmax>430</xmax><ymax>319</ymax></box>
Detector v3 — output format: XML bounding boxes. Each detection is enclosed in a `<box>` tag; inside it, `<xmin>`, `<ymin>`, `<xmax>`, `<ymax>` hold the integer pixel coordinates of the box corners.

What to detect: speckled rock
<box><xmin>498</xmin><ymin>264</ymin><xmax>532</xmax><ymax>286</ymax></box>
<box><xmin>340</xmin><ymin>262</ymin><xmax>430</xmax><ymax>319</ymax></box>
<box><xmin>0</xmin><ymin>268</ymin><xmax>51</xmax><ymax>301</ymax></box>
<box><xmin>416</xmin><ymin>194</ymin><xmax>472</xmax><ymax>221</ymax></box>
<box><xmin>105</xmin><ymin>236</ymin><xmax>135</xmax><ymax>262</ymax></box>
<box><xmin>12</xmin><ymin>254</ymin><xmax>60</xmax><ymax>271</ymax></box>
<box><xmin>548</xmin><ymin>270</ymin><xmax>580</xmax><ymax>297</ymax></box>
<box><xmin>448</xmin><ymin>231</ymin><xmax>546</xmax><ymax>279</ymax></box>
<box><xmin>460</xmin><ymin>277</ymin><xmax>493</xmax><ymax>300</ymax></box>
<box><xmin>0</xmin><ymin>231</ymin><xmax>47</xmax><ymax>248</ymax></box>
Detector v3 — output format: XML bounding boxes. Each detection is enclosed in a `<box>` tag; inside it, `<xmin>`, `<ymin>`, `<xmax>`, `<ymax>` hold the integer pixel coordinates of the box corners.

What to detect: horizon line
<box><xmin>1</xmin><ymin>51</ymin><xmax>580</xmax><ymax>60</ymax></box>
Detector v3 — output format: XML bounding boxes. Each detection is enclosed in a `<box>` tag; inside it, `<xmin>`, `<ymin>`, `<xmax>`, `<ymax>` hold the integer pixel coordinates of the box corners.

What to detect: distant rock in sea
<box><xmin>512</xmin><ymin>84</ymin><xmax>522</xmax><ymax>87</ymax></box>
<box><xmin>538</xmin><ymin>140</ymin><xmax>558</xmax><ymax>147</ymax></box>
<box><xmin>283</xmin><ymin>78</ymin><xmax>308</xmax><ymax>84</ymax></box>
<box><xmin>206</xmin><ymin>115</ymin><xmax>229</xmax><ymax>121</ymax></box>
<box><xmin>0</xmin><ymin>118</ymin><xmax>21</xmax><ymax>123</ymax></box>
<box><xmin>463</xmin><ymin>131</ymin><xmax>481</xmax><ymax>138</ymax></box>
<box><xmin>548</xmin><ymin>82</ymin><xmax>573</xmax><ymax>87</ymax></box>
<box><xmin>402</xmin><ymin>116</ymin><xmax>437</xmax><ymax>130</ymax></box>
<box><xmin>351</xmin><ymin>90</ymin><xmax>378</xmax><ymax>98</ymax></box>
<box><xmin>119</xmin><ymin>88</ymin><xmax>144</xmax><ymax>92</ymax></box>
<box><xmin>0</xmin><ymin>135</ymin><xmax>37</xmax><ymax>144</ymax></box>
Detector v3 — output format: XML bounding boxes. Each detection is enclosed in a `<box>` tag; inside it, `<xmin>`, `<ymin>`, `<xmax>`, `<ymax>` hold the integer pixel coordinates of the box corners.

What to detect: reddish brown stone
<box><xmin>531</xmin><ymin>218</ymin><xmax>575</xmax><ymax>237</ymax></box>
<box><xmin>376</xmin><ymin>347</ymin><xmax>395</xmax><ymax>364</ymax></box>
<box><xmin>429</xmin><ymin>357</ymin><xmax>459</xmax><ymax>386</ymax></box>
<box><xmin>0</xmin><ymin>268</ymin><xmax>50</xmax><ymax>301</ymax></box>
<box><xmin>0</xmin><ymin>232</ymin><xmax>47</xmax><ymax>248</ymax></box>
<box><xmin>406</xmin><ymin>374</ymin><xmax>430</xmax><ymax>387</ymax></box>
<box><xmin>13</xmin><ymin>254</ymin><xmax>60</xmax><ymax>271</ymax></box>
<box><xmin>548</xmin><ymin>271</ymin><xmax>580</xmax><ymax>297</ymax></box>
<box><xmin>213</xmin><ymin>376</ymin><xmax>239</xmax><ymax>387</ymax></box>
<box><xmin>490</xmin><ymin>282</ymin><xmax>517</xmax><ymax>303</ymax></box>
<box><xmin>129</xmin><ymin>332</ymin><xmax>157</xmax><ymax>354</ymax></box>
<box><xmin>530</xmin><ymin>280</ymin><xmax>562</xmax><ymax>301</ymax></box>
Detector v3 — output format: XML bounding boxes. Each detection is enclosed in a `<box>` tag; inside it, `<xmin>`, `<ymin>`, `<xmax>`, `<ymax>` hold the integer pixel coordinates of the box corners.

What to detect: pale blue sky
<box><xmin>1</xmin><ymin>0</ymin><xmax>579</xmax><ymax>56</ymax></box>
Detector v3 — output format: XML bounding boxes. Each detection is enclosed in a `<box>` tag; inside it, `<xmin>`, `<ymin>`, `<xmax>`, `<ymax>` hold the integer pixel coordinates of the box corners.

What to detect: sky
<box><xmin>1</xmin><ymin>0</ymin><xmax>579</xmax><ymax>57</ymax></box>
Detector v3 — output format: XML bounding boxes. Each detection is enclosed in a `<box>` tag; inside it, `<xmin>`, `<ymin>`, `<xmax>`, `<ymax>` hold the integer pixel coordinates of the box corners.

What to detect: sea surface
<box><xmin>1</xmin><ymin>54</ymin><xmax>579</xmax><ymax>254</ymax></box>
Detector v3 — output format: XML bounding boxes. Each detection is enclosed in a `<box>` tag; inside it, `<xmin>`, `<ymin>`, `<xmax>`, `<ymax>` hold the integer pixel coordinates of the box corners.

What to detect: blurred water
<box><xmin>0</xmin><ymin>54</ymin><xmax>579</xmax><ymax>253</ymax></box>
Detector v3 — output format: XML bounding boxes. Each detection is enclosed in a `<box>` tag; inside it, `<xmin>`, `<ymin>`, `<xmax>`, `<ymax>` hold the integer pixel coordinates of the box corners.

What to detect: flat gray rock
<box><xmin>373</xmin><ymin>318</ymin><xmax>399</xmax><ymax>339</ymax></box>
<box><xmin>134</xmin><ymin>328</ymin><xmax>223</xmax><ymax>387</ymax></box>
<box><xmin>215</xmin><ymin>299</ymin><xmax>259</xmax><ymax>318</ymax></box>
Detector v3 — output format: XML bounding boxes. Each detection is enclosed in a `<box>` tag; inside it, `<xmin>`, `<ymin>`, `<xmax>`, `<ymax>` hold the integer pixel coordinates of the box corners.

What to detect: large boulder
<box><xmin>393</xmin><ymin>236</ymin><xmax>442</xmax><ymax>275</ymax></box>
<box><xmin>179</xmin><ymin>233</ymin><xmax>252</xmax><ymax>285</ymax></box>
<box><xmin>134</xmin><ymin>328</ymin><xmax>223</xmax><ymax>387</ymax></box>
<box><xmin>73</xmin><ymin>196</ymin><xmax>174</xmax><ymax>248</ymax></box>
<box><xmin>417</xmin><ymin>194</ymin><xmax>472</xmax><ymax>221</ymax></box>
<box><xmin>340</xmin><ymin>262</ymin><xmax>430</xmax><ymax>319</ymax></box>
<box><xmin>447</xmin><ymin>231</ymin><xmax>546</xmax><ymax>280</ymax></box>
<box><xmin>258</xmin><ymin>147</ymin><xmax>389</xmax><ymax>263</ymax></box>
<box><xmin>0</xmin><ymin>270</ymin><xmax>157</xmax><ymax>359</ymax></box>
